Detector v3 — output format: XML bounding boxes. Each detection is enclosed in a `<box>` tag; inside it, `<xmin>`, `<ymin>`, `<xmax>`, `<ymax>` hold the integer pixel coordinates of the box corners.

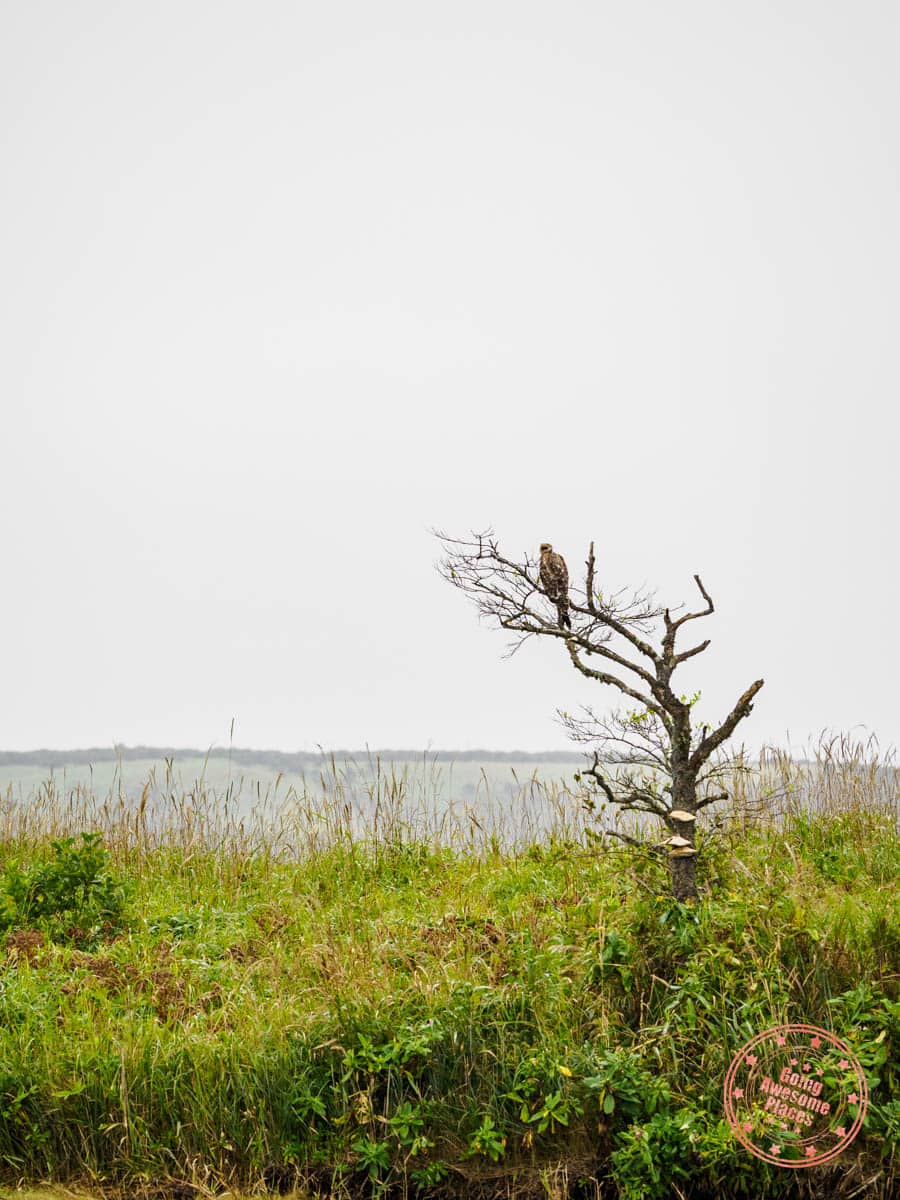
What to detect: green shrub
<box><xmin>0</xmin><ymin>832</ymin><xmax>132</xmax><ymax>942</ymax></box>
<box><xmin>610</xmin><ymin>1109</ymin><xmax>696</xmax><ymax>1200</ymax></box>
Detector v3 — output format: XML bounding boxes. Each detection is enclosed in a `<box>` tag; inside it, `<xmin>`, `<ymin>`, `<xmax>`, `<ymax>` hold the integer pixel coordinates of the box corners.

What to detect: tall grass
<box><xmin>0</xmin><ymin>751</ymin><xmax>601</xmax><ymax>876</ymax></box>
<box><xmin>0</xmin><ymin>734</ymin><xmax>896</xmax><ymax>1199</ymax></box>
<box><xmin>2</xmin><ymin>732</ymin><xmax>894</xmax><ymax>865</ymax></box>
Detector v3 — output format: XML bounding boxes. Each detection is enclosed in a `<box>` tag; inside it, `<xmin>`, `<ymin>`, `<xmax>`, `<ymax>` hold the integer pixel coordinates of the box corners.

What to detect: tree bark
<box><xmin>667</xmin><ymin>807</ymin><xmax>699</xmax><ymax>898</ymax></box>
<box><xmin>668</xmin><ymin>851</ymin><xmax>698</xmax><ymax>902</ymax></box>
<box><xmin>668</xmin><ymin>717</ymin><xmax>699</xmax><ymax>900</ymax></box>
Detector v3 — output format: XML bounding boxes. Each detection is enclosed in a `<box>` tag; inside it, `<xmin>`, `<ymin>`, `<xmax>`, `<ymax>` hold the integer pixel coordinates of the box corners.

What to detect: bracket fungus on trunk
<box><xmin>660</xmin><ymin>835</ymin><xmax>698</xmax><ymax>858</ymax></box>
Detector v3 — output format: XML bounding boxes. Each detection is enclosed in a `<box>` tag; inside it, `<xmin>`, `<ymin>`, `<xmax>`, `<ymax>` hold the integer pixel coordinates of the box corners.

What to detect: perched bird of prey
<box><xmin>539</xmin><ymin>543</ymin><xmax>571</xmax><ymax>629</ymax></box>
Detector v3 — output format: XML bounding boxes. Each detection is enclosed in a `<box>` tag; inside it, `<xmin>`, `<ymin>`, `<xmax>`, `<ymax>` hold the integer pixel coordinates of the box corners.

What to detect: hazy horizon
<box><xmin>0</xmin><ymin>744</ymin><xmax>586</xmax><ymax>762</ymax></box>
<box><xmin>2</xmin><ymin>732</ymin><xmax>891</xmax><ymax>766</ymax></box>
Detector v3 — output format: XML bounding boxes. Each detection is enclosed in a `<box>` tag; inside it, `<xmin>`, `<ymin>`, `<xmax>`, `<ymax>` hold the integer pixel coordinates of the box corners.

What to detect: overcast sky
<box><xmin>2</xmin><ymin>2</ymin><xmax>898</xmax><ymax>755</ymax></box>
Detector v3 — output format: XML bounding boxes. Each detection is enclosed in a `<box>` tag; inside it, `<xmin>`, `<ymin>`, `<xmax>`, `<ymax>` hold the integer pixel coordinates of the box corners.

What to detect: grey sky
<box><xmin>2</xmin><ymin>2</ymin><xmax>898</xmax><ymax>754</ymax></box>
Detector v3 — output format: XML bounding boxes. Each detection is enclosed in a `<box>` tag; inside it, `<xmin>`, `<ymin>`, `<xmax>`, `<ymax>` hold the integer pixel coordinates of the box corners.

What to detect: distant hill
<box><xmin>0</xmin><ymin>745</ymin><xmax>586</xmax><ymax>769</ymax></box>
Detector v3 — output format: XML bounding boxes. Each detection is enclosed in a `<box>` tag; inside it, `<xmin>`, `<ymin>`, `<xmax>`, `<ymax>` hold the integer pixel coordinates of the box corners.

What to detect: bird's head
<box><xmin>539</xmin><ymin>543</ymin><xmax>553</xmax><ymax>555</ymax></box>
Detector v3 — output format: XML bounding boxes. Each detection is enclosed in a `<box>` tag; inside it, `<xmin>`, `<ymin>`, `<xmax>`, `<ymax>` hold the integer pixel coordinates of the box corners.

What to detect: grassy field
<box><xmin>0</xmin><ymin>737</ymin><xmax>896</xmax><ymax>1199</ymax></box>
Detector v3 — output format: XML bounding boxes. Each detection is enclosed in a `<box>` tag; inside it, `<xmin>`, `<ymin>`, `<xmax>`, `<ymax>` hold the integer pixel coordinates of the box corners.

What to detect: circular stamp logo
<box><xmin>724</xmin><ymin>1023</ymin><xmax>867</xmax><ymax>1167</ymax></box>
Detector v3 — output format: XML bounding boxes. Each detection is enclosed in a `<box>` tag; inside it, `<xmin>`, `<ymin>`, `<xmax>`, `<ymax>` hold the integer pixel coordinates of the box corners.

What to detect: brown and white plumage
<box><xmin>539</xmin><ymin>542</ymin><xmax>571</xmax><ymax>629</ymax></box>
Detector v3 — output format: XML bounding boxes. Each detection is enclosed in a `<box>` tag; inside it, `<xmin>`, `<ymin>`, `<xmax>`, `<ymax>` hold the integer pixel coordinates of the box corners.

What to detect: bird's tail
<box><xmin>557</xmin><ymin>600</ymin><xmax>571</xmax><ymax>630</ymax></box>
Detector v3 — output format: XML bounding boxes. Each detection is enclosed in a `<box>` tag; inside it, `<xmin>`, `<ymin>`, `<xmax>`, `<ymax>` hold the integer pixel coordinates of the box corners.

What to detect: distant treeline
<box><xmin>0</xmin><ymin>746</ymin><xmax>586</xmax><ymax>769</ymax></box>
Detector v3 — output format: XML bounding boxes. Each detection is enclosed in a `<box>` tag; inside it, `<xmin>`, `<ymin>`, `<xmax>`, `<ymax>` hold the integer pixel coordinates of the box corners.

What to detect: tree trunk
<box><xmin>668</xmin><ymin>760</ymin><xmax>699</xmax><ymax>901</ymax></box>
<box><xmin>668</xmin><ymin>851</ymin><xmax>698</xmax><ymax>902</ymax></box>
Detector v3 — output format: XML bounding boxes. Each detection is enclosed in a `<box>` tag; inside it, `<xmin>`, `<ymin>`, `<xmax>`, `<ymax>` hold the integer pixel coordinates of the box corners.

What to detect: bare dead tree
<box><xmin>435</xmin><ymin>529</ymin><xmax>764</xmax><ymax>901</ymax></box>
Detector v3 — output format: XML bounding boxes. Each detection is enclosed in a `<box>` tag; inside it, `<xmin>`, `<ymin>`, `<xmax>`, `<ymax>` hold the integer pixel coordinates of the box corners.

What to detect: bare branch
<box><xmin>582</xmin><ymin>750</ymin><xmax>617</xmax><ymax>807</ymax></box>
<box><xmin>560</xmin><ymin>705</ymin><xmax>672</xmax><ymax>771</ymax></box>
<box><xmin>566</xmin><ymin>641</ymin><xmax>667</xmax><ymax>719</ymax></box>
<box><xmin>612</xmin><ymin>779</ymin><xmax>670</xmax><ymax>817</ymax></box>
<box><xmin>588</xmin><ymin>610</ymin><xmax>661</xmax><ymax>666</ymax></box>
<box><xmin>694</xmin><ymin>791</ymin><xmax>729</xmax><ymax>811</ymax></box>
<box><xmin>577</xmin><ymin>749</ymin><xmax>671</xmax><ymax>818</ymax></box>
<box><xmin>604</xmin><ymin>828</ymin><xmax>653</xmax><ymax>850</ymax></box>
<box><xmin>662</xmin><ymin>576</ymin><xmax>715</xmax><ymax>665</ymax></box>
<box><xmin>585</xmin><ymin>542</ymin><xmax>599</xmax><ymax>618</ymax></box>
<box><xmin>689</xmin><ymin>680</ymin><xmax>765</xmax><ymax>770</ymax></box>
<box><xmin>673</xmin><ymin>639</ymin><xmax>711</xmax><ymax>666</ymax></box>
<box><xmin>673</xmin><ymin>575</ymin><xmax>715</xmax><ymax>630</ymax></box>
